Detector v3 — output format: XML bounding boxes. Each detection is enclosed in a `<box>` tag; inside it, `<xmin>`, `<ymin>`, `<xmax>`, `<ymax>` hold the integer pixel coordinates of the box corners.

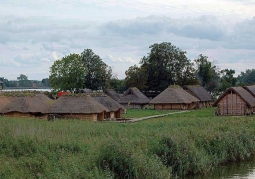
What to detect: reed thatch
<box><xmin>49</xmin><ymin>94</ymin><xmax>109</xmax><ymax>114</ymax></box>
<box><xmin>183</xmin><ymin>85</ymin><xmax>212</xmax><ymax>102</ymax></box>
<box><xmin>149</xmin><ymin>86</ymin><xmax>200</xmax><ymax>104</ymax></box>
<box><xmin>118</xmin><ymin>87</ymin><xmax>150</xmax><ymax>104</ymax></box>
<box><xmin>92</xmin><ymin>94</ymin><xmax>124</xmax><ymax>112</ymax></box>
<box><xmin>105</xmin><ymin>89</ymin><xmax>120</xmax><ymax>101</ymax></box>
<box><xmin>243</xmin><ymin>85</ymin><xmax>255</xmax><ymax>98</ymax></box>
<box><xmin>0</xmin><ymin>93</ymin><xmax>52</xmax><ymax>114</ymax></box>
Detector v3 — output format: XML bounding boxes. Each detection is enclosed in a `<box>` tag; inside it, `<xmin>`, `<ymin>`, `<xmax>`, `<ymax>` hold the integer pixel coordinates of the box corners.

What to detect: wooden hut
<box><xmin>92</xmin><ymin>94</ymin><xmax>125</xmax><ymax>119</ymax></box>
<box><xmin>213</xmin><ymin>87</ymin><xmax>255</xmax><ymax>116</ymax></box>
<box><xmin>118</xmin><ymin>87</ymin><xmax>150</xmax><ymax>109</ymax></box>
<box><xmin>183</xmin><ymin>85</ymin><xmax>212</xmax><ymax>108</ymax></box>
<box><xmin>0</xmin><ymin>93</ymin><xmax>52</xmax><ymax>118</ymax></box>
<box><xmin>105</xmin><ymin>89</ymin><xmax>120</xmax><ymax>101</ymax></box>
<box><xmin>49</xmin><ymin>94</ymin><xmax>109</xmax><ymax>121</ymax></box>
<box><xmin>149</xmin><ymin>86</ymin><xmax>200</xmax><ymax>110</ymax></box>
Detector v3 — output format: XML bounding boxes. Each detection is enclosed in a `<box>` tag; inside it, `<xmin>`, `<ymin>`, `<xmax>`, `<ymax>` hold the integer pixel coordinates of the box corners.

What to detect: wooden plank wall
<box><xmin>217</xmin><ymin>92</ymin><xmax>249</xmax><ymax>115</ymax></box>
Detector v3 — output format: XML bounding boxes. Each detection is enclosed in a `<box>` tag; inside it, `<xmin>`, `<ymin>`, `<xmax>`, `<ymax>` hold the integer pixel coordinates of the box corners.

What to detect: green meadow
<box><xmin>1</xmin><ymin>108</ymin><xmax>255</xmax><ymax>178</ymax></box>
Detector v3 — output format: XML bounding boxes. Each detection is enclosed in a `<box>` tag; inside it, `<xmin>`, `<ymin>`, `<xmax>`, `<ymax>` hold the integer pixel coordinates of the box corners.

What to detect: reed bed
<box><xmin>1</xmin><ymin>108</ymin><xmax>255</xmax><ymax>178</ymax></box>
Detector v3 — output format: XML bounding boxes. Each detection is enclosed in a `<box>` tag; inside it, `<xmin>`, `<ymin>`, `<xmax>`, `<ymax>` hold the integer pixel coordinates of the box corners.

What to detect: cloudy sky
<box><xmin>0</xmin><ymin>0</ymin><xmax>255</xmax><ymax>80</ymax></box>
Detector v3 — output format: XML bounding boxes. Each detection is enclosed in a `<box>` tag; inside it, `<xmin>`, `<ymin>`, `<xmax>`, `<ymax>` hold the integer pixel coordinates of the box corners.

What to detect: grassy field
<box><xmin>122</xmin><ymin>108</ymin><xmax>178</xmax><ymax>118</ymax></box>
<box><xmin>1</xmin><ymin>108</ymin><xmax>255</xmax><ymax>178</ymax></box>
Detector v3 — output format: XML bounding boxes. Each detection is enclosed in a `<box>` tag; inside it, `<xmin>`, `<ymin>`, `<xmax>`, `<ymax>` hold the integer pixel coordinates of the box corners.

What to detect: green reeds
<box><xmin>1</xmin><ymin>108</ymin><xmax>255</xmax><ymax>178</ymax></box>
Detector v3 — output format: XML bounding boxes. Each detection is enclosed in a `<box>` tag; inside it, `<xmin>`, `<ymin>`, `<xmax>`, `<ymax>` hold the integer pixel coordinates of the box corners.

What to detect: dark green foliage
<box><xmin>49</xmin><ymin>53</ymin><xmax>86</xmax><ymax>92</ymax></box>
<box><xmin>194</xmin><ymin>54</ymin><xmax>220</xmax><ymax>94</ymax></box>
<box><xmin>237</xmin><ymin>69</ymin><xmax>255</xmax><ymax>85</ymax></box>
<box><xmin>139</xmin><ymin>42</ymin><xmax>198</xmax><ymax>91</ymax></box>
<box><xmin>81</xmin><ymin>49</ymin><xmax>112</xmax><ymax>90</ymax></box>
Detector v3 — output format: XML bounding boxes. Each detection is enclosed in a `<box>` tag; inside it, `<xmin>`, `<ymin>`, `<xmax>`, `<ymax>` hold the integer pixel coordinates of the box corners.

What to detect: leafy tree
<box><xmin>140</xmin><ymin>42</ymin><xmax>197</xmax><ymax>91</ymax></box>
<box><xmin>237</xmin><ymin>69</ymin><xmax>255</xmax><ymax>85</ymax></box>
<box><xmin>81</xmin><ymin>49</ymin><xmax>112</xmax><ymax>90</ymax></box>
<box><xmin>108</xmin><ymin>76</ymin><xmax>126</xmax><ymax>93</ymax></box>
<box><xmin>218</xmin><ymin>69</ymin><xmax>237</xmax><ymax>93</ymax></box>
<box><xmin>125</xmin><ymin>65</ymin><xmax>148</xmax><ymax>90</ymax></box>
<box><xmin>41</xmin><ymin>78</ymin><xmax>50</xmax><ymax>87</ymax></box>
<box><xmin>49</xmin><ymin>53</ymin><xmax>86</xmax><ymax>92</ymax></box>
<box><xmin>17</xmin><ymin>74</ymin><xmax>31</xmax><ymax>87</ymax></box>
<box><xmin>194</xmin><ymin>54</ymin><xmax>220</xmax><ymax>94</ymax></box>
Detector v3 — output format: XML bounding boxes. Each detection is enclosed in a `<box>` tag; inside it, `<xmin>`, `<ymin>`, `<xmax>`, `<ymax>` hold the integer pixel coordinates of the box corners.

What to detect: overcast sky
<box><xmin>0</xmin><ymin>0</ymin><xmax>255</xmax><ymax>80</ymax></box>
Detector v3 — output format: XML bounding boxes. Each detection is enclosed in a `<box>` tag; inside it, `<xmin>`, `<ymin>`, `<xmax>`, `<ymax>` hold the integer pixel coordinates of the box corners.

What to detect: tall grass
<box><xmin>1</xmin><ymin>108</ymin><xmax>255</xmax><ymax>178</ymax></box>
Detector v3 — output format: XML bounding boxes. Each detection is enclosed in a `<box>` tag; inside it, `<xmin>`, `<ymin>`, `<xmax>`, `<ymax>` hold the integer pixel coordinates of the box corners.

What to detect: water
<box><xmin>188</xmin><ymin>157</ymin><xmax>255</xmax><ymax>179</ymax></box>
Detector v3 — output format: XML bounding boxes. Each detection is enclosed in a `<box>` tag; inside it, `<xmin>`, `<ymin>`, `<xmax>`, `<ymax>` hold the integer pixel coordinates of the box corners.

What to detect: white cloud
<box><xmin>52</xmin><ymin>51</ymin><xmax>58</xmax><ymax>60</ymax></box>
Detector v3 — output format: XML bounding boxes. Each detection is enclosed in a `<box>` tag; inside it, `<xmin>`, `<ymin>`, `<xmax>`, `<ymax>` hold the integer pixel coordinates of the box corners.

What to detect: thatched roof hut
<box><xmin>0</xmin><ymin>92</ymin><xmax>52</xmax><ymax>118</ymax></box>
<box><xmin>105</xmin><ymin>89</ymin><xmax>120</xmax><ymax>101</ymax></box>
<box><xmin>213</xmin><ymin>87</ymin><xmax>255</xmax><ymax>115</ymax></box>
<box><xmin>92</xmin><ymin>94</ymin><xmax>125</xmax><ymax>119</ymax></box>
<box><xmin>149</xmin><ymin>86</ymin><xmax>200</xmax><ymax>110</ymax></box>
<box><xmin>49</xmin><ymin>94</ymin><xmax>109</xmax><ymax>121</ymax></box>
<box><xmin>118</xmin><ymin>87</ymin><xmax>150</xmax><ymax>109</ymax></box>
<box><xmin>183</xmin><ymin>85</ymin><xmax>212</xmax><ymax>108</ymax></box>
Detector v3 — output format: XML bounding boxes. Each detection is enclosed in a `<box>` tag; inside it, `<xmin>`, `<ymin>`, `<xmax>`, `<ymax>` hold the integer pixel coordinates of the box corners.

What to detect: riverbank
<box><xmin>1</xmin><ymin>108</ymin><xmax>255</xmax><ymax>178</ymax></box>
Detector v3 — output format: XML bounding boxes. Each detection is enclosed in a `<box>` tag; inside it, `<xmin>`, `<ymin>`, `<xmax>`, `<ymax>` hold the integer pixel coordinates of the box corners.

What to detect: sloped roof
<box><xmin>149</xmin><ymin>86</ymin><xmax>200</xmax><ymax>104</ymax></box>
<box><xmin>49</xmin><ymin>94</ymin><xmax>109</xmax><ymax>114</ymax></box>
<box><xmin>183</xmin><ymin>85</ymin><xmax>212</xmax><ymax>102</ymax></box>
<box><xmin>213</xmin><ymin>87</ymin><xmax>255</xmax><ymax>107</ymax></box>
<box><xmin>0</xmin><ymin>96</ymin><xmax>11</xmax><ymax>113</ymax></box>
<box><xmin>118</xmin><ymin>87</ymin><xmax>150</xmax><ymax>104</ymax></box>
<box><xmin>105</xmin><ymin>89</ymin><xmax>120</xmax><ymax>101</ymax></box>
<box><xmin>243</xmin><ymin>85</ymin><xmax>255</xmax><ymax>98</ymax></box>
<box><xmin>92</xmin><ymin>94</ymin><xmax>125</xmax><ymax>111</ymax></box>
<box><xmin>80</xmin><ymin>88</ymin><xmax>92</xmax><ymax>93</ymax></box>
<box><xmin>0</xmin><ymin>93</ymin><xmax>52</xmax><ymax>114</ymax></box>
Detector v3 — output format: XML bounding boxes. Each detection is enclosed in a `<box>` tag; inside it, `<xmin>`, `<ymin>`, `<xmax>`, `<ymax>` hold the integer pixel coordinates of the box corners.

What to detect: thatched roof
<box><xmin>118</xmin><ymin>87</ymin><xmax>150</xmax><ymax>104</ymax></box>
<box><xmin>49</xmin><ymin>94</ymin><xmax>109</xmax><ymax>114</ymax></box>
<box><xmin>105</xmin><ymin>89</ymin><xmax>120</xmax><ymax>101</ymax></box>
<box><xmin>213</xmin><ymin>87</ymin><xmax>255</xmax><ymax>107</ymax></box>
<box><xmin>0</xmin><ymin>93</ymin><xmax>52</xmax><ymax>114</ymax></box>
<box><xmin>149</xmin><ymin>86</ymin><xmax>200</xmax><ymax>104</ymax></box>
<box><xmin>243</xmin><ymin>85</ymin><xmax>255</xmax><ymax>98</ymax></box>
<box><xmin>80</xmin><ymin>88</ymin><xmax>92</xmax><ymax>93</ymax></box>
<box><xmin>0</xmin><ymin>96</ymin><xmax>11</xmax><ymax>113</ymax></box>
<box><xmin>183</xmin><ymin>85</ymin><xmax>212</xmax><ymax>102</ymax></box>
<box><xmin>92</xmin><ymin>94</ymin><xmax>124</xmax><ymax>112</ymax></box>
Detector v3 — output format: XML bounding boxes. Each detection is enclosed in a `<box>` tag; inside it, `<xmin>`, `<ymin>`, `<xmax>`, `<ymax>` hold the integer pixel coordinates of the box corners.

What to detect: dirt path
<box><xmin>112</xmin><ymin>110</ymin><xmax>192</xmax><ymax>123</ymax></box>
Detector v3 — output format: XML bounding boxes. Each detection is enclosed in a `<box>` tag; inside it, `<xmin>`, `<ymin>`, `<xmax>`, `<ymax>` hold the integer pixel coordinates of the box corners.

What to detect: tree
<box><xmin>108</xmin><ymin>75</ymin><xmax>126</xmax><ymax>93</ymax></box>
<box><xmin>218</xmin><ymin>69</ymin><xmax>237</xmax><ymax>93</ymax></box>
<box><xmin>41</xmin><ymin>78</ymin><xmax>50</xmax><ymax>87</ymax></box>
<box><xmin>194</xmin><ymin>54</ymin><xmax>220</xmax><ymax>94</ymax></box>
<box><xmin>237</xmin><ymin>69</ymin><xmax>255</xmax><ymax>85</ymax></box>
<box><xmin>125</xmin><ymin>65</ymin><xmax>148</xmax><ymax>90</ymax></box>
<box><xmin>17</xmin><ymin>74</ymin><xmax>31</xmax><ymax>87</ymax></box>
<box><xmin>140</xmin><ymin>42</ymin><xmax>197</xmax><ymax>91</ymax></box>
<box><xmin>49</xmin><ymin>53</ymin><xmax>86</xmax><ymax>92</ymax></box>
<box><xmin>81</xmin><ymin>49</ymin><xmax>112</xmax><ymax>90</ymax></box>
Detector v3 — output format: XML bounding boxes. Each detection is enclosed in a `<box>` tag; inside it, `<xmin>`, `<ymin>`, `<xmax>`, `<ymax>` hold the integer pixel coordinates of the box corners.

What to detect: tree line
<box><xmin>0</xmin><ymin>74</ymin><xmax>50</xmax><ymax>88</ymax></box>
<box><xmin>1</xmin><ymin>42</ymin><xmax>255</xmax><ymax>96</ymax></box>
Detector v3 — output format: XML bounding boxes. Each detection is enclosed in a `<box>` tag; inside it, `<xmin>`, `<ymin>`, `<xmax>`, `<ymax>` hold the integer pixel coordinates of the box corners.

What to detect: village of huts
<box><xmin>1</xmin><ymin>84</ymin><xmax>255</xmax><ymax>121</ymax></box>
